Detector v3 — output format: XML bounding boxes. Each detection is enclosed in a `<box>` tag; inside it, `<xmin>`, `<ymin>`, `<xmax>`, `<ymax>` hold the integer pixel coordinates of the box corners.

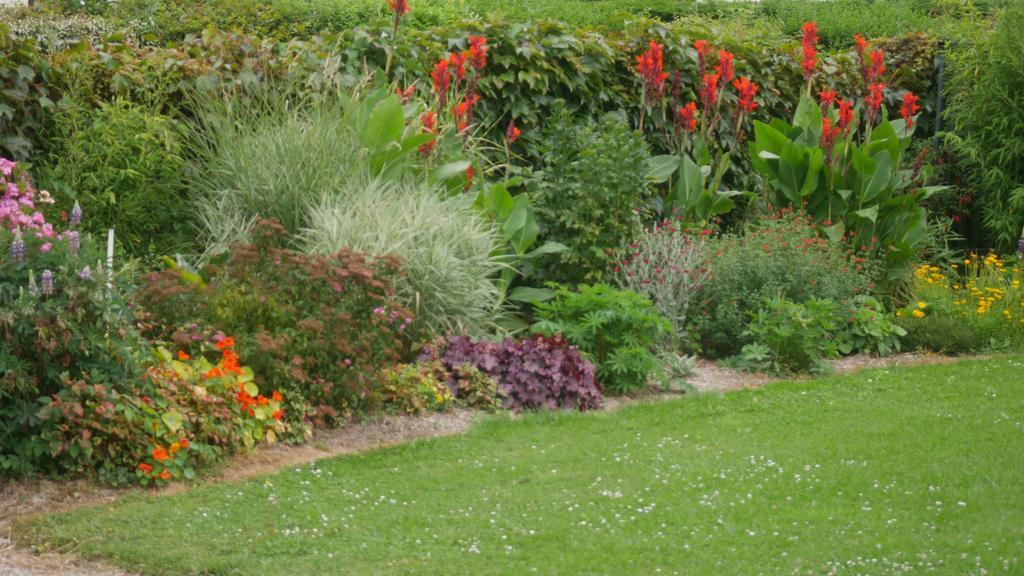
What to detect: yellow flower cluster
<box><xmin>908</xmin><ymin>254</ymin><xmax>1024</xmax><ymax>326</ymax></box>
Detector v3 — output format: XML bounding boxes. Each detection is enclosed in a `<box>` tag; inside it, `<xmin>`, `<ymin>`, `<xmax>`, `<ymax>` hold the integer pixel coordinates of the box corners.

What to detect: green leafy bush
<box><xmin>733</xmin><ymin>296</ymin><xmax>841</xmax><ymax>374</ymax></box>
<box><xmin>943</xmin><ymin>3</ymin><xmax>1024</xmax><ymax>250</ymax></box>
<box><xmin>532</xmin><ymin>283</ymin><xmax>670</xmax><ymax>394</ymax></box>
<box><xmin>40</xmin><ymin>99</ymin><xmax>190</xmax><ymax>258</ymax></box>
<box><xmin>0</xmin><ymin>23</ymin><xmax>56</xmax><ymax>161</ymax></box>
<box><xmin>695</xmin><ymin>210</ymin><xmax>877</xmax><ymax>358</ymax></box>
<box><xmin>532</xmin><ymin>110</ymin><xmax>654</xmax><ymax>285</ymax></box>
<box><xmin>135</xmin><ymin>219</ymin><xmax>414</xmax><ymax>430</ymax></box>
<box><xmin>837</xmin><ymin>295</ymin><xmax>907</xmax><ymax>356</ymax></box>
<box><xmin>375</xmin><ymin>362</ymin><xmax>456</xmax><ymax>415</ymax></box>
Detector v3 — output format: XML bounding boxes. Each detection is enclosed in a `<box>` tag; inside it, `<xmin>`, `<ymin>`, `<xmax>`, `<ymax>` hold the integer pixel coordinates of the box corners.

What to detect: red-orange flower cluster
<box><xmin>419</xmin><ymin>111</ymin><xmax>436</xmax><ymax>156</ymax></box>
<box><xmin>732</xmin><ymin>77</ymin><xmax>758</xmax><ymax>113</ymax></box>
<box><xmin>506</xmin><ymin>120</ymin><xmax>522</xmax><ymax>143</ymax></box>
<box><xmin>700</xmin><ymin>72</ymin><xmax>720</xmax><ymax>112</ymax></box>
<box><xmin>837</xmin><ymin>98</ymin><xmax>855</xmax><ymax>132</ymax></box>
<box><xmin>867</xmin><ymin>50</ymin><xmax>885</xmax><ymax>82</ymax></box>
<box><xmin>694</xmin><ymin>39</ymin><xmax>712</xmax><ymax>77</ymax></box>
<box><xmin>801</xmin><ymin>22</ymin><xmax>819</xmax><ymax>82</ymax></box>
<box><xmin>388</xmin><ymin>0</ymin><xmax>408</xmax><ymax>17</ymax></box>
<box><xmin>901</xmin><ymin>91</ymin><xmax>921</xmax><ymax>128</ymax></box>
<box><xmin>636</xmin><ymin>40</ymin><xmax>669</xmax><ymax>102</ymax></box>
<box><xmin>866</xmin><ymin>82</ymin><xmax>885</xmax><ymax>123</ymax></box>
<box><xmin>467</xmin><ymin>35</ymin><xmax>487</xmax><ymax>70</ymax></box>
<box><xmin>395</xmin><ymin>85</ymin><xmax>415</xmax><ymax>104</ymax></box>
<box><xmin>675</xmin><ymin>102</ymin><xmax>698</xmax><ymax>133</ymax></box>
<box><xmin>716</xmin><ymin>50</ymin><xmax>735</xmax><ymax>87</ymax></box>
<box><xmin>819</xmin><ymin>89</ymin><xmax>837</xmax><ymax>109</ymax></box>
<box><xmin>452</xmin><ymin>94</ymin><xmax>480</xmax><ymax>133</ymax></box>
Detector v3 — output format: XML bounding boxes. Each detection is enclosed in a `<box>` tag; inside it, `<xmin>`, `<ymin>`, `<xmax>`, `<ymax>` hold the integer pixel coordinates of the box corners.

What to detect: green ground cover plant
<box><xmin>22</xmin><ymin>356</ymin><xmax>1024</xmax><ymax>574</ymax></box>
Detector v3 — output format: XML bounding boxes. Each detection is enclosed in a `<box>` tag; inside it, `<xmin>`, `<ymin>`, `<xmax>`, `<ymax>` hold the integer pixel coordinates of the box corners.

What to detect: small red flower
<box><xmin>430</xmin><ymin>58</ymin><xmax>451</xmax><ymax>103</ymax></box>
<box><xmin>448</xmin><ymin>52</ymin><xmax>467</xmax><ymax>81</ymax></box>
<box><xmin>272</xmin><ymin>390</ymin><xmax>284</xmax><ymax>402</ymax></box>
<box><xmin>675</xmin><ymin>102</ymin><xmax>698</xmax><ymax>133</ymax></box>
<box><xmin>152</xmin><ymin>446</ymin><xmax>169</xmax><ymax>462</ymax></box>
<box><xmin>694</xmin><ymin>39</ymin><xmax>712</xmax><ymax>76</ymax></box>
<box><xmin>395</xmin><ymin>85</ymin><xmax>415</xmax><ymax>104</ymax></box>
<box><xmin>732</xmin><ymin>77</ymin><xmax>758</xmax><ymax>113</ymax></box>
<box><xmin>867</xmin><ymin>49</ymin><xmax>885</xmax><ymax>82</ymax></box>
<box><xmin>464</xmin><ymin>165</ymin><xmax>474</xmax><ymax>192</ymax></box>
<box><xmin>159</xmin><ymin>470</ymin><xmax>171</xmax><ymax>481</ymax></box>
<box><xmin>272</xmin><ymin>409</ymin><xmax>284</xmax><ymax>421</ymax></box>
<box><xmin>419</xmin><ymin>111</ymin><xmax>437</xmax><ymax>156</ymax></box>
<box><xmin>506</xmin><ymin>119</ymin><xmax>522</xmax><ymax>143</ymax></box>
<box><xmin>452</xmin><ymin>93</ymin><xmax>480</xmax><ymax>132</ymax></box>
<box><xmin>138</xmin><ymin>462</ymin><xmax>153</xmax><ymax>474</ymax></box>
<box><xmin>901</xmin><ymin>91</ymin><xmax>921</xmax><ymax>127</ymax></box>
<box><xmin>821</xmin><ymin>116</ymin><xmax>841</xmax><ymax>154</ymax></box>
<box><xmin>866</xmin><ymin>83</ymin><xmax>885</xmax><ymax>123</ymax></box>
<box><xmin>215</xmin><ymin>336</ymin><xmax>235</xmax><ymax>351</ymax></box>
<box><xmin>854</xmin><ymin>34</ymin><xmax>868</xmax><ymax>56</ymax></box>
<box><xmin>179</xmin><ymin>438</ymin><xmax>190</xmax><ymax>449</ymax></box>
<box><xmin>177</xmin><ymin>350</ymin><xmax>190</xmax><ymax>361</ymax></box>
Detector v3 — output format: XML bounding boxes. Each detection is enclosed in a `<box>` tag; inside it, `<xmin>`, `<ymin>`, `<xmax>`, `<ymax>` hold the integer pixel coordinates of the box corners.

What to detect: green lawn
<box><xmin>23</xmin><ymin>357</ymin><xmax>1024</xmax><ymax>575</ymax></box>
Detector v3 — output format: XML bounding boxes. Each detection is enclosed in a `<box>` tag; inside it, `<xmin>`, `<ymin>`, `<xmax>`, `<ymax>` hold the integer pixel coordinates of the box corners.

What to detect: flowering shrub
<box><xmin>420</xmin><ymin>335</ymin><xmax>601</xmax><ymax>411</ymax></box>
<box><xmin>532</xmin><ymin>284</ymin><xmax>670</xmax><ymax>394</ymax></box>
<box><xmin>135</xmin><ymin>219</ymin><xmax>414</xmax><ymax>430</ymax></box>
<box><xmin>695</xmin><ymin>209</ymin><xmax>878</xmax><ymax>357</ymax></box>
<box><xmin>38</xmin><ymin>340</ymin><xmax>286</xmax><ymax>486</ymax></box>
<box><xmin>616</xmin><ymin>220</ymin><xmax>711</xmax><ymax>347</ymax></box>
<box><xmin>896</xmin><ymin>254</ymin><xmax>1024</xmax><ymax>352</ymax></box>
<box><xmin>1</xmin><ymin>158</ymin><xmax>148</xmax><ymax>476</ymax></box>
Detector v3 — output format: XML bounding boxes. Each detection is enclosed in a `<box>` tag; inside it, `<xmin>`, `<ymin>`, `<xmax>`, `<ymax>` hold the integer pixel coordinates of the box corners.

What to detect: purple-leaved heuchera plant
<box><xmin>420</xmin><ymin>335</ymin><xmax>602</xmax><ymax>411</ymax></box>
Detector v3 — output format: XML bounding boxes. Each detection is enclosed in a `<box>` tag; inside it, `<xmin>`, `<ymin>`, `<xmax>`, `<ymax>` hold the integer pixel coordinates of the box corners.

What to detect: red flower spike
<box><xmin>837</xmin><ymin>98</ymin><xmax>855</xmax><ymax>133</ymax></box>
<box><xmin>866</xmin><ymin>83</ymin><xmax>885</xmax><ymax>123</ymax></box>
<box><xmin>732</xmin><ymin>77</ymin><xmax>758</xmax><ymax>113</ymax></box>
<box><xmin>675</xmin><ymin>102</ymin><xmax>698</xmax><ymax>133</ymax></box>
<box><xmin>467</xmin><ymin>35</ymin><xmax>487</xmax><ymax>70</ymax></box>
<box><xmin>801</xmin><ymin>22</ymin><xmax>819</xmax><ymax>82</ymax></box>
<box><xmin>715</xmin><ymin>50</ymin><xmax>735</xmax><ymax>86</ymax></box>
<box><xmin>819</xmin><ymin>89</ymin><xmax>837</xmax><ymax>109</ymax></box>
<box><xmin>448</xmin><ymin>52</ymin><xmax>466</xmax><ymax>82</ymax></box>
<box><xmin>388</xmin><ymin>0</ymin><xmax>409</xmax><ymax>17</ymax></box>
<box><xmin>868</xmin><ymin>49</ymin><xmax>885</xmax><ymax>82</ymax></box>
<box><xmin>395</xmin><ymin>85</ymin><xmax>415</xmax><ymax>104</ymax></box>
<box><xmin>430</xmin><ymin>57</ymin><xmax>452</xmax><ymax>102</ymax></box>
<box><xmin>901</xmin><ymin>91</ymin><xmax>921</xmax><ymax>128</ymax></box>
<box><xmin>700</xmin><ymin>72</ymin><xmax>720</xmax><ymax>111</ymax></box>
<box><xmin>464</xmin><ymin>165</ymin><xmax>474</xmax><ymax>192</ymax></box>
<box><xmin>636</xmin><ymin>40</ymin><xmax>669</xmax><ymax>102</ymax></box>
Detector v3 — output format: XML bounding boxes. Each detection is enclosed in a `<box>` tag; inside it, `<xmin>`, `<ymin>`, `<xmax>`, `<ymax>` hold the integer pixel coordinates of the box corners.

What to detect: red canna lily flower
<box><xmin>430</xmin><ymin>58</ymin><xmax>452</xmax><ymax>105</ymax></box>
<box><xmin>506</xmin><ymin>119</ymin><xmax>522</xmax><ymax>143</ymax></box>
<box><xmin>636</xmin><ymin>40</ymin><xmax>669</xmax><ymax>102</ymax></box>
<box><xmin>452</xmin><ymin>94</ymin><xmax>480</xmax><ymax>132</ymax></box>
<box><xmin>837</xmin><ymin>98</ymin><xmax>855</xmax><ymax>132</ymax></box>
<box><xmin>675</xmin><ymin>102</ymin><xmax>698</xmax><ymax>133</ymax></box>
<box><xmin>819</xmin><ymin>89</ymin><xmax>837</xmax><ymax>109</ymax></box>
<box><xmin>901</xmin><ymin>91</ymin><xmax>921</xmax><ymax>128</ymax></box>
<box><xmin>388</xmin><ymin>0</ymin><xmax>409</xmax><ymax>17</ymax></box>
<box><xmin>801</xmin><ymin>22</ymin><xmax>819</xmax><ymax>83</ymax></box>
<box><xmin>866</xmin><ymin>83</ymin><xmax>885</xmax><ymax>125</ymax></box>
<box><xmin>419</xmin><ymin>111</ymin><xmax>436</xmax><ymax>156</ymax></box>
<box><xmin>854</xmin><ymin>34</ymin><xmax>868</xmax><ymax>56</ymax></box>
<box><xmin>693</xmin><ymin>39</ymin><xmax>712</xmax><ymax>77</ymax></box>
<box><xmin>395</xmin><ymin>85</ymin><xmax>415</xmax><ymax>104</ymax></box>
<box><xmin>448</xmin><ymin>52</ymin><xmax>467</xmax><ymax>82</ymax></box>
<box><xmin>732</xmin><ymin>77</ymin><xmax>758</xmax><ymax>113</ymax></box>
<box><xmin>464</xmin><ymin>165</ymin><xmax>474</xmax><ymax>192</ymax></box>
<box><xmin>700</xmin><ymin>72</ymin><xmax>720</xmax><ymax>112</ymax></box>
<box><xmin>715</xmin><ymin>50</ymin><xmax>735</xmax><ymax>87</ymax></box>
<box><xmin>467</xmin><ymin>35</ymin><xmax>487</xmax><ymax>70</ymax></box>
<box><xmin>867</xmin><ymin>49</ymin><xmax>885</xmax><ymax>82</ymax></box>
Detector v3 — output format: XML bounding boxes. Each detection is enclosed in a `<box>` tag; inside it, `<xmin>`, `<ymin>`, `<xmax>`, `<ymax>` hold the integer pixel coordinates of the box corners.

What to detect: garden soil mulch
<box><xmin>0</xmin><ymin>352</ymin><xmax>962</xmax><ymax>576</ymax></box>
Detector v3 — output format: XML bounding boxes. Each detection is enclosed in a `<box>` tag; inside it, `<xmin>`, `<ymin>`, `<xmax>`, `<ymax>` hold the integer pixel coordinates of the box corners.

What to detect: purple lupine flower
<box><xmin>67</xmin><ymin>230</ymin><xmax>80</xmax><ymax>253</ymax></box>
<box><xmin>79</xmin><ymin>266</ymin><xmax>92</xmax><ymax>280</ymax></box>
<box><xmin>10</xmin><ymin>232</ymin><xmax>24</xmax><ymax>263</ymax></box>
<box><xmin>41</xmin><ymin>269</ymin><xmax>54</xmax><ymax>295</ymax></box>
<box><xmin>70</xmin><ymin>201</ymin><xmax>83</xmax><ymax>226</ymax></box>
<box><xmin>27</xmin><ymin>271</ymin><xmax>39</xmax><ymax>296</ymax></box>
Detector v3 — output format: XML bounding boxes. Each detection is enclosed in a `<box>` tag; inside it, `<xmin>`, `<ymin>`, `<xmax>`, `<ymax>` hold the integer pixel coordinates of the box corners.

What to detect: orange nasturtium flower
<box><xmin>179</xmin><ymin>438</ymin><xmax>190</xmax><ymax>449</ymax></box>
<box><xmin>272</xmin><ymin>410</ymin><xmax>285</xmax><ymax>421</ymax></box>
<box><xmin>272</xmin><ymin>390</ymin><xmax>283</xmax><ymax>402</ymax></box>
<box><xmin>216</xmin><ymin>336</ymin><xmax>236</xmax><ymax>351</ymax></box>
<box><xmin>152</xmin><ymin>446</ymin><xmax>169</xmax><ymax>462</ymax></box>
<box><xmin>138</xmin><ymin>462</ymin><xmax>153</xmax><ymax>474</ymax></box>
<box><xmin>159</xmin><ymin>470</ymin><xmax>172</xmax><ymax>481</ymax></box>
<box><xmin>177</xmin><ymin>350</ymin><xmax>190</xmax><ymax>360</ymax></box>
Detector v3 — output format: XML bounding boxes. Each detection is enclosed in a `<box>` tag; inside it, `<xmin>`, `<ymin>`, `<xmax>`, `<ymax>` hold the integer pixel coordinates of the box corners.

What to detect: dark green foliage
<box><xmin>532</xmin><ymin>283</ymin><xmax>670</xmax><ymax>393</ymax></box>
<box><xmin>531</xmin><ymin>111</ymin><xmax>654</xmax><ymax>284</ymax></box>
<box><xmin>39</xmin><ymin>99</ymin><xmax>190</xmax><ymax>258</ymax></box>
<box><xmin>0</xmin><ymin>23</ymin><xmax>57</xmax><ymax>161</ymax></box>
<box><xmin>695</xmin><ymin>210</ymin><xmax>877</xmax><ymax>358</ymax></box>
<box><xmin>731</xmin><ymin>296</ymin><xmax>841</xmax><ymax>374</ymax></box>
<box><xmin>896</xmin><ymin>314</ymin><xmax>997</xmax><ymax>354</ymax></box>
<box><xmin>943</xmin><ymin>3</ymin><xmax>1024</xmax><ymax>250</ymax></box>
<box><xmin>837</xmin><ymin>295</ymin><xmax>907</xmax><ymax>357</ymax></box>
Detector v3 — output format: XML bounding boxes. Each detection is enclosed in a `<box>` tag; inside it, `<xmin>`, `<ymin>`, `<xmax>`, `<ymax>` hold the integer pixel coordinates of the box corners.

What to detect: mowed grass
<box><xmin>23</xmin><ymin>357</ymin><xmax>1024</xmax><ymax>575</ymax></box>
